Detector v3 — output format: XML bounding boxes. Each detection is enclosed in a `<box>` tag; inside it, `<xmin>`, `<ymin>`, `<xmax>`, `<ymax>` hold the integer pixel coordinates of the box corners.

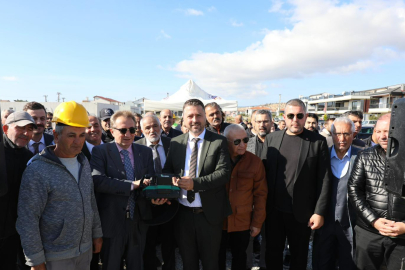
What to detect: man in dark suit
<box><xmin>160</xmin><ymin>109</ymin><xmax>183</xmax><ymax>138</ymax></box>
<box><xmin>23</xmin><ymin>102</ymin><xmax>54</xmax><ymax>154</ymax></box>
<box><xmin>91</xmin><ymin>110</ymin><xmax>155</xmax><ymax>270</ymax></box>
<box><xmin>135</xmin><ymin>114</ymin><xmax>175</xmax><ymax>270</ymax></box>
<box><xmin>82</xmin><ymin>115</ymin><xmax>103</xmax><ymax>162</ymax></box>
<box><xmin>262</xmin><ymin>99</ymin><xmax>331</xmax><ymax>270</ymax></box>
<box><xmin>312</xmin><ymin>117</ymin><xmax>360</xmax><ymax>270</ymax></box>
<box><xmin>205</xmin><ymin>102</ymin><xmax>231</xmax><ymax>135</ymax></box>
<box><xmin>161</xmin><ymin>99</ymin><xmax>231</xmax><ymax>270</ymax></box>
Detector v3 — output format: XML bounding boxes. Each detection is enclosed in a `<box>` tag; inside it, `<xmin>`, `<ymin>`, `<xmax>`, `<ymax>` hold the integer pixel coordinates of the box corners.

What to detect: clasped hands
<box><xmin>151</xmin><ymin>176</ymin><xmax>194</xmax><ymax>206</ymax></box>
<box><xmin>373</xmin><ymin>218</ymin><xmax>405</xmax><ymax>237</ymax></box>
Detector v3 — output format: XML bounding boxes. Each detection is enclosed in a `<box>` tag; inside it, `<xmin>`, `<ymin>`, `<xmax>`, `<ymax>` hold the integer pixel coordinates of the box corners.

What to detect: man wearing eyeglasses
<box><xmin>219</xmin><ymin>124</ymin><xmax>267</xmax><ymax>270</ymax></box>
<box><xmin>90</xmin><ymin>110</ymin><xmax>155</xmax><ymax>270</ymax></box>
<box><xmin>312</xmin><ymin>117</ymin><xmax>360</xmax><ymax>270</ymax></box>
<box><xmin>262</xmin><ymin>98</ymin><xmax>331</xmax><ymax>270</ymax></box>
<box><xmin>341</xmin><ymin>111</ymin><xmax>366</xmax><ymax>148</ymax></box>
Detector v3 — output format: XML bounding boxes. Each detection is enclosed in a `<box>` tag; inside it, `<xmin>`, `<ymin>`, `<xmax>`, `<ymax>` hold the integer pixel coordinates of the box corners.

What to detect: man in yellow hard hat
<box><xmin>17</xmin><ymin>101</ymin><xmax>103</xmax><ymax>270</ymax></box>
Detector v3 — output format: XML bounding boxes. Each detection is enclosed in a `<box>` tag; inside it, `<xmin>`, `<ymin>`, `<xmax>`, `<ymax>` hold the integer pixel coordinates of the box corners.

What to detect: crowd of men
<box><xmin>0</xmin><ymin>98</ymin><xmax>404</xmax><ymax>270</ymax></box>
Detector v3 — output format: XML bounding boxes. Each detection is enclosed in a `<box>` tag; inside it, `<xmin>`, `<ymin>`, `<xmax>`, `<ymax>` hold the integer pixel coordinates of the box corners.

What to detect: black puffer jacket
<box><xmin>348</xmin><ymin>144</ymin><xmax>405</xmax><ymax>239</ymax></box>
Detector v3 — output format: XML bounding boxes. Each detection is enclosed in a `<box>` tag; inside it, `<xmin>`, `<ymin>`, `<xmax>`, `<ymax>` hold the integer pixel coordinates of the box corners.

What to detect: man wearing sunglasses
<box><xmin>262</xmin><ymin>98</ymin><xmax>331</xmax><ymax>270</ymax></box>
<box><xmin>90</xmin><ymin>110</ymin><xmax>155</xmax><ymax>270</ymax></box>
<box><xmin>219</xmin><ymin>124</ymin><xmax>267</xmax><ymax>270</ymax></box>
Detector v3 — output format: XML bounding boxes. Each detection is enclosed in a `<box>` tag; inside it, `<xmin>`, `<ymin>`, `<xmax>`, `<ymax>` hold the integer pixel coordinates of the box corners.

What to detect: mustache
<box><xmin>36</xmin><ymin>124</ymin><xmax>45</xmax><ymax>128</ymax></box>
<box><xmin>212</xmin><ymin>118</ymin><xmax>221</xmax><ymax>122</ymax></box>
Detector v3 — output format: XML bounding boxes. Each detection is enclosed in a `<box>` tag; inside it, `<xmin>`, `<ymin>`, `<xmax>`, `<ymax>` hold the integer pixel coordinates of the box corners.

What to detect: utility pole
<box><xmin>62</xmin><ymin>97</ymin><xmax>65</xmax><ymax>102</ymax></box>
<box><xmin>57</xmin><ymin>92</ymin><xmax>61</xmax><ymax>102</ymax></box>
<box><xmin>44</xmin><ymin>95</ymin><xmax>48</xmax><ymax>102</ymax></box>
<box><xmin>278</xmin><ymin>94</ymin><xmax>281</xmax><ymax>116</ymax></box>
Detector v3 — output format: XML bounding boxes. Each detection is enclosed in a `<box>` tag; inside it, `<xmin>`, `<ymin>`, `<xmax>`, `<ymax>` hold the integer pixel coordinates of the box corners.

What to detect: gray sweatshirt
<box><xmin>16</xmin><ymin>146</ymin><xmax>102</xmax><ymax>266</ymax></box>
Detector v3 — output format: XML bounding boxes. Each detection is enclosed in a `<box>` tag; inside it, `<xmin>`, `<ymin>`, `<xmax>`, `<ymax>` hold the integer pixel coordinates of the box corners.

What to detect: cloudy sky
<box><xmin>1</xmin><ymin>0</ymin><xmax>404</xmax><ymax>106</ymax></box>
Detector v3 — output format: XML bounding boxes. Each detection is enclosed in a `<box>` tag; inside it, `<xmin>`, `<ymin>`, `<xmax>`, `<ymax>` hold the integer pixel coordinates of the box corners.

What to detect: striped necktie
<box><xmin>187</xmin><ymin>138</ymin><xmax>200</xmax><ymax>203</ymax></box>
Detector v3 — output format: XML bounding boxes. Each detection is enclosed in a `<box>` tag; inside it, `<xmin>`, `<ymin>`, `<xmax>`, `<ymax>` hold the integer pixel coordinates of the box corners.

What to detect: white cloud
<box><xmin>161</xmin><ymin>30</ymin><xmax>171</xmax><ymax>39</ymax></box>
<box><xmin>156</xmin><ymin>30</ymin><xmax>172</xmax><ymax>40</ymax></box>
<box><xmin>268</xmin><ymin>0</ymin><xmax>287</xmax><ymax>13</ymax></box>
<box><xmin>1</xmin><ymin>76</ymin><xmax>18</xmax><ymax>81</ymax></box>
<box><xmin>175</xmin><ymin>0</ymin><xmax>405</xmax><ymax>97</ymax></box>
<box><xmin>230</xmin><ymin>19</ymin><xmax>244</xmax><ymax>27</ymax></box>
<box><xmin>208</xmin><ymin>6</ymin><xmax>217</xmax><ymax>12</ymax></box>
<box><xmin>183</xmin><ymin>8</ymin><xmax>204</xmax><ymax>16</ymax></box>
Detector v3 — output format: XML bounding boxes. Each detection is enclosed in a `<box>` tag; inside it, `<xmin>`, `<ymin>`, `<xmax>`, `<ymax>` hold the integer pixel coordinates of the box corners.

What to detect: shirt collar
<box><xmin>331</xmin><ymin>145</ymin><xmax>351</xmax><ymax>160</ymax></box>
<box><xmin>188</xmin><ymin>128</ymin><xmax>206</xmax><ymax>142</ymax></box>
<box><xmin>29</xmin><ymin>134</ymin><xmax>45</xmax><ymax>146</ymax></box>
<box><xmin>146</xmin><ymin>137</ymin><xmax>163</xmax><ymax>147</ymax></box>
<box><xmin>115</xmin><ymin>142</ymin><xmax>134</xmax><ymax>155</ymax></box>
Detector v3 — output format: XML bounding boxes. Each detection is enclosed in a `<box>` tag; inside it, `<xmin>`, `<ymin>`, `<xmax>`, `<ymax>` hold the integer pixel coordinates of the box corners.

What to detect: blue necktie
<box><xmin>121</xmin><ymin>150</ymin><xmax>136</xmax><ymax>219</ymax></box>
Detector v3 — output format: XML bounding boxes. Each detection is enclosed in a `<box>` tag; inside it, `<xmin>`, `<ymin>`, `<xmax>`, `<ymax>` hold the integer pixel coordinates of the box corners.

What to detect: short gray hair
<box><xmin>140</xmin><ymin>115</ymin><xmax>161</xmax><ymax>130</ymax></box>
<box><xmin>331</xmin><ymin>117</ymin><xmax>355</xmax><ymax>133</ymax></box>
<box><xmin>254</xmin><ymin>110</ymin><xmax>272</xmax><ymax>122</ymax></box>
<box><xmin>54</xmin><ymin>124</ymin><xmax>66</xmax><ymax>135</ymax></box>
<box><xmin>285</xmin><ymin>99</ymin><xmax>307</xmax><ymax>113</ymax></box>
<box><xmin>224</xmin><ymin>124</ymin><xmax>245</xmax><ymax>138</ymax></box>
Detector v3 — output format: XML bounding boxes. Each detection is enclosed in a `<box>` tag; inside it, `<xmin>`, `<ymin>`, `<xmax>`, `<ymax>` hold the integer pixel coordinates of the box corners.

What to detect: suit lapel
<box><xmin>108</xmin><ymin>142</ymin><xmax>126</xmax><ymax>178</ymax></box>
<box><xmin>132</xmin><ymin>144</ymin><xmax>143</xmax><ymax>180</ymax></box>
<box><xmin>178</xmin><ymin>133</ymin><xmax>188</xmax><ymax>176</ymax></box>
<box><xmin>198</xmin><ymin>131</ymin><xmax>211</xmax><ymax>177</ymax></box>
<box><xmin>295</xmin><ymin>131</ymin><xmax>310</xmax><ymax>182</ymax></box>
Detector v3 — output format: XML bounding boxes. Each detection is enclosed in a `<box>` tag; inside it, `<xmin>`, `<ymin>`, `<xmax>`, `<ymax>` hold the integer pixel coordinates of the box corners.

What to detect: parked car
<box><xmin>357</xmin><ymin>125</ymin><xmax>374</xmax><ymax>140</ymax></box>
<box><xmin>362</xmin><ymin>120</ymin><xmax>377</xmax><ymax>125</ymax></box>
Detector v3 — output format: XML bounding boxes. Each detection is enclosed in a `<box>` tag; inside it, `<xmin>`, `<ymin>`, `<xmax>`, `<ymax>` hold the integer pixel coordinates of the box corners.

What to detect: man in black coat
<box><xmin>82</xmin><ymin>115</ymin><xmax>104</xmax><ymax>162</ymax></box>
<box><xmin>205</xmin><ymin>102</ymin><xmax>231</xmax><ymax>135</ymax></box>
<box><xmin>23</xmin><ymin>102</ymin><xmax>54</xmax><ymax>154</ymax></box>
<box><xmin>0</xmin><ymin>112</ymin><xmax>35</xmax><ymax>270</ymax></box>
<box><xmin>348</xmin><ymin>113</ymin><xmax>405</xmax><ymax>269</ymax></box>
<box><xmin>100</xmin><ymin>108</ymin><xmax>115</xmax><ymax>143</ymax></box>
<box><xmin>160</xmin><ymin>109</ymin><xmax>183</xmax><ymax>138</ymax></box>
<box><xmin>262</xmin><ymin>99</ymin><xmax>331</xmax><ymax>270</ymax></box>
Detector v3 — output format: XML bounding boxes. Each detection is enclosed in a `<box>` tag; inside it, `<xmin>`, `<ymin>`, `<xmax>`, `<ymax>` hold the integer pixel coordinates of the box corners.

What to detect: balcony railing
<box><xmin>369</xmin><ymin>104</ymin><xmax>391</xmax><ymax>109</ymax></box>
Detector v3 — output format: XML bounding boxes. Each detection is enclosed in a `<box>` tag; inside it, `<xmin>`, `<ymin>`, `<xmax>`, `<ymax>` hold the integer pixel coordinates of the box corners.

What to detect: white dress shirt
<box><xmin>85</xmin><ymin>140</ymin><xmax>103</xmax><ymax>154</ymax></box>
<box><xmin>179</xmin><ymin>129</ymin><xmax>206</xmax><ymax>207</ymax></box>
<box><xmin>330</xmin><ymin>146</ymin><xmax>351</xmax><ymax>178</ymax></box>
<box><xmin>145</xmin><ymin>138</ymin><xmax>166</xmax><ymax>169</ymax></box>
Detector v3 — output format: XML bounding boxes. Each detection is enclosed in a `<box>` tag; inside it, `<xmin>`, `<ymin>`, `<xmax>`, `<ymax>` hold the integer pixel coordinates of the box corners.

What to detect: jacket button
<box><xmin>230</xmin><ymin>189</ymin><xmax>232</xmax><ymax>192</ymax></box>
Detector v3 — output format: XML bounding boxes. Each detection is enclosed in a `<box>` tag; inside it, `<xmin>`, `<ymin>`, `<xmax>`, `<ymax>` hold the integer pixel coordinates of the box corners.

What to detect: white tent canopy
<box><xmin>144</xmin><ymin>80</ymin><xmax>238</xmax><ymax>112</ymax></box>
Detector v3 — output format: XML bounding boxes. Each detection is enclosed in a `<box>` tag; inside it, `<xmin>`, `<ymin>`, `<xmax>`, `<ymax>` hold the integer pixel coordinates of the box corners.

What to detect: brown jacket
<box><xmin>223</xmin><ymin>151</ymin><xmax>268</xmax><ymax>232</ymax></box>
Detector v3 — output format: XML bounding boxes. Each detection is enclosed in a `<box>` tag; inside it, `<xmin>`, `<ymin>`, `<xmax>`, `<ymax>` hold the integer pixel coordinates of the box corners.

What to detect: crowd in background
<box><xmin>0</xmin><ymin>98</ymin><xmax>404</xmax><ymax>270</ymax></box>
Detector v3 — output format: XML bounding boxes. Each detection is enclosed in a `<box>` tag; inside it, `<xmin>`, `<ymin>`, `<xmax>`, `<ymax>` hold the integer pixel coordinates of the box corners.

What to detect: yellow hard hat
<box><xmin>52</xmin><ymin>101</ymin><xmax>90</xmax><ymax>127</ymax></box>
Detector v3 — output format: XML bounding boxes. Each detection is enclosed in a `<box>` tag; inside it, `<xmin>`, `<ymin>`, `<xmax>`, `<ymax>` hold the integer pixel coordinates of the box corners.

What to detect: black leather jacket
<box><xmin>348</xmin><ymin>144</ymin><xmax>405</xmax><ymax>239</ymax></box>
